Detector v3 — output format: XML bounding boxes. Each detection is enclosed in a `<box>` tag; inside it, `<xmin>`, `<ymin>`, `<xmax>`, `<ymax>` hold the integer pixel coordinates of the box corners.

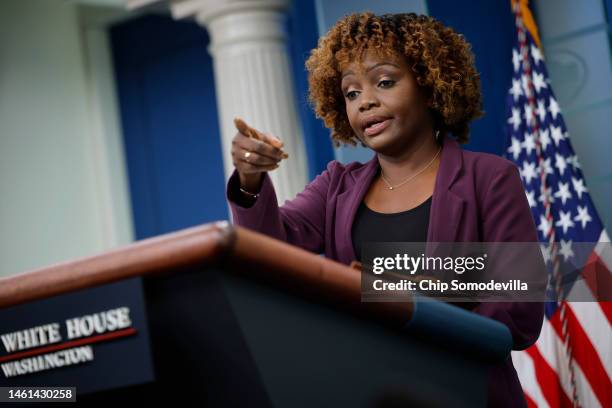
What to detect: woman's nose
<box><xmin>359</xmin><ymin>95</ymin><xmax>379</xmax><ymax>111</ymax></box>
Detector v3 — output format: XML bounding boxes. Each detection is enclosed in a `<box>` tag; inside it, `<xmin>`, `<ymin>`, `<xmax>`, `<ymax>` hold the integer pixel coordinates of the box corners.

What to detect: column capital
<box><xmin>169</xmin><ymin>0</ymin><xmax>289</xmax><ymax>23</ymax></box>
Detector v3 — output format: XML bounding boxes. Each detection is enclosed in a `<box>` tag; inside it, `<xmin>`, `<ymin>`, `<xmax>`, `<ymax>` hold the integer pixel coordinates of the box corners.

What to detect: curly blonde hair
<box><xmin>305</xmin><ymin>12</ymin><xmax>484</xmax><ymax>146</ymax></box>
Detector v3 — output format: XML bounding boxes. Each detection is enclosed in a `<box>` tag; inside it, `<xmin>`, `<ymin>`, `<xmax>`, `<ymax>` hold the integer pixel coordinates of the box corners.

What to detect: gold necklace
<box><xmin>380</xmin><ymin>146</ymin><xmax>441</xmax><ymax>190</ymax></box>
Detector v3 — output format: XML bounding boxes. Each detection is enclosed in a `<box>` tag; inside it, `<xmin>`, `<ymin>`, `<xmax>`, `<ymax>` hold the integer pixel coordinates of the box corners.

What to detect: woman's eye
<box><xmin>345</xmin><ymin>90</ymin><xmax>359</xmax><ymax>100</ymax></box>
<box><xmin>378</xmin><ymin>79</ymin><xmax>395</xmax><ymax>88</ymax></box>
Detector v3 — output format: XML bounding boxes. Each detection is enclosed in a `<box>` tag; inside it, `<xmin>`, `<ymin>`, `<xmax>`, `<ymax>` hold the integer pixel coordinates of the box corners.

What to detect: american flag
<box><xmin>504</xmin><ymin>1</ymin><xmax>611</xmax><ymax>407</ymax></box>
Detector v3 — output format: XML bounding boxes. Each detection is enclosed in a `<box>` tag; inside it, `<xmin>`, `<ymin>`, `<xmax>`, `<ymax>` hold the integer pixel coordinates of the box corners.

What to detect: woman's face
<box><xmin>340</xmin><ymin>51</ymin><xmax>433</xmax><ymax>154</ymax></box>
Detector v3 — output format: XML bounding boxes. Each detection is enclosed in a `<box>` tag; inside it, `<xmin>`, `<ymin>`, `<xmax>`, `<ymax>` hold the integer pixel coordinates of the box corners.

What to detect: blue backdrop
<box><xmin>428</xmin><ymin>0</ymin><xmax>515</xmax><ymax>155</ymax></box>
<box><xmin>111</xmin><ymin>15</ymin><xmax>227</xmax><ymax>240</ymax></box>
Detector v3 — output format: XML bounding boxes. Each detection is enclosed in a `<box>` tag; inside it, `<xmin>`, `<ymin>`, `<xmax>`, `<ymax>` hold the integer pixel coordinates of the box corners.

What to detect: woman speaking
<box><xmin>226</xmin><ymin>12</ymin><xmax>543</xmax><ymax>408</ymax></box>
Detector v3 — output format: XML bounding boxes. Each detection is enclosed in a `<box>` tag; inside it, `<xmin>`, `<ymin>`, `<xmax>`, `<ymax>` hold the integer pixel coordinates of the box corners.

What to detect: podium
<box><xmin>0</xmin><ymin>222</ymin><xmax>512</xmax><ymax>407</ymax></box>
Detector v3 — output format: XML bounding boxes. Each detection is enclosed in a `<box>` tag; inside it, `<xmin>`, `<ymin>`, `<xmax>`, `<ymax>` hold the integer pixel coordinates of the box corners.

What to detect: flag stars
<box><xmin>504</xmin><ymin>30</ymin><xmax>605</xmax><ymax>279</ymax></box>
<box><xmin>538</xmin><ymin>215</ymin><xmax>552</xmax><ymax>238</ymax></box>
<box><xmin>532</xmin><ymin>72</ymin><xmax>547</xmax><ymax>93</ymax></box>
<box><xmin>521</xmin><ymin>74</ymin><xmax>530</xmax><ymax>96</ymax></box>
<box><xmin>524</xmin><ymin>104</ymin><xmax>535</xmax><ymax>126</ymax></box>
<box><xmin>538</xmin><ymin>185</ymin><xmax>555</xmax><ymax>206</ymax></box>
<box><xmin>508</xmin><ymin>137</ymin><xmax>523</xmax><ymax>160</ymax></box>
<box><xmin>550</xmin><ymin>125</ymin><xmax>565</xmax><ymax>146</ymax></box>
<box><xmin>539</xmin><ymin>157</ymin><xmax>553</xmax><ymax>176</ymax></box>
<box><xmin>555</xmin><ymin>211</ymin><xmax>575</xmax><ymax>234</ymax></box>
<box><xmin>521</xmin><ymin>161</ymin><xmax>538</xmax><ymax>184</ymax></box>
<box><xmin>539</xmin><ymin>128</ymin><xmax>551</xmax><ymax>151</ymax></box>
<box><xmin>567</xmin><ymin>155</ymin><xmax>581</xmax><ymax>170</ymax></box>
<box><xmin>554</xmin><ymin>181</ymin><xmax>572</xmax><ymax>205</ymax></box>
<box><xmin>509</xmin><ymin>78</ymin><xmax>523</xmax><ymax>102</ymax></box>
<box><xmin>512</xmin><ymin>48</ymin><xmax>522</xmax><ymax>72</ymax></box>
<box><xmin>536</xmin><ymin>99</ymin><xmax>547</xmax><ymax>122</ymax></box>
<box><xmin>531</xmin><ymin>45</ymin><xmax>544</xmax><ymax>65</ymax></box>
<box><xmin>555</xmin><ymin>153</ymin><xmax>567</xmax><ymax>176</ymax></box>
<box><xmin>505</xmin><ymin>34</ymin><xmax>602</xmax><ymax>261</ymax></box>
<box><xmin>548</xmin><ymin>96</ymin><xmax>561</xmax><ymax>120</ymax></box>
<box><xmin>571</xmin><ymin>177</ymin><xmax>588</xmax><ymax>199</ymax></box>
<box><xmin>574</xmin><ymin>206</ymin><xmax>592</xmax><ymax>229</ymax></box>
<box><xmin>559</xmin><ymin>239</ymin><xmax>574</xmax><ymax>261</ymax></box>
<box><xmin>522</xmin><ymin>132</ymin><xmax>537</xmax><ymax>156</ymax></box>
<box><xmin>508</xmin><ymin>107</ymin><xmax>522</xmax><ymax>131</ymax></box>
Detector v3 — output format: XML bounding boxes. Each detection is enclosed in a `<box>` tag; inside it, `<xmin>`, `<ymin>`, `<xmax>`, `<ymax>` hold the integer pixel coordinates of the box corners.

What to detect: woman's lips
<box><xmin>364</xmin><ymin>118</ymin><xmax>392</xmax><ymax>137</ymax></box>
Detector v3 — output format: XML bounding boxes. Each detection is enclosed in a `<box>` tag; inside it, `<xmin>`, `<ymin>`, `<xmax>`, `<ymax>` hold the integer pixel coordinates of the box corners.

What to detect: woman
<box><xmin>226</xmin><ymin>12</ymin><xmax>543</xmax><ymax>408</ymax></box>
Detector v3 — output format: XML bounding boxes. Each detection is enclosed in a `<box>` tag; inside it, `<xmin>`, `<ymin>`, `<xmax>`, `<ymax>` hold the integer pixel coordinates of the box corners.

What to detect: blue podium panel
<box><xmin>0</xmin><ymin>278</ymin><xmax>154</xmax><ymax>395</ymax></box>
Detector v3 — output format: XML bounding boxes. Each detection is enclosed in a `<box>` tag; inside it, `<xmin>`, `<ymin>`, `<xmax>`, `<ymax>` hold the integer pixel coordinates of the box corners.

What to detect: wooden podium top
<box><xmin>0</xmin><ymin>221</ymin><xmax>413</xmax><ymax>327</ymax></box>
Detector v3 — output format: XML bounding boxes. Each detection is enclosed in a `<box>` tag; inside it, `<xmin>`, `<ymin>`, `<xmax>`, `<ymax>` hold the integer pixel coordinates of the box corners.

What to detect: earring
<box><xmin>435</xmin><ymin>130</ymin><xmax>440</xmax><ymax>141</ymax></box>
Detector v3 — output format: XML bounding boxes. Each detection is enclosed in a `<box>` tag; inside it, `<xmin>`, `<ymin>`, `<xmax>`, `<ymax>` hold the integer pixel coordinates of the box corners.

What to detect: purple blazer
<box><xmin>227</xmin><ymin>136</ymin><xmax>544</xmax><ymax>407</ymax></box>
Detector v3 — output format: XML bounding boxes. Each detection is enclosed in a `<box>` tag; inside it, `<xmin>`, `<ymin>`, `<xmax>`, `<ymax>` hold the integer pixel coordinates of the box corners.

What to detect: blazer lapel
<box><xmin>335</xmin><ymin>156</ymin><xmax>379</xmax><ymax>263</ymax></box>
<box><xmin>427</xmin><ymin>136</ymin><xmax>466</xmax><ymax>246</ymax></box>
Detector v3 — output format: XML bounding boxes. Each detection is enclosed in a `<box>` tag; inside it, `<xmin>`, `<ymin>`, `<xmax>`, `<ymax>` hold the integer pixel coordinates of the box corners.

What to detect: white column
<box><xmin>170</xmin><ymin>0</ymin><xmax>309</xmax><ymax>204</ymax></box>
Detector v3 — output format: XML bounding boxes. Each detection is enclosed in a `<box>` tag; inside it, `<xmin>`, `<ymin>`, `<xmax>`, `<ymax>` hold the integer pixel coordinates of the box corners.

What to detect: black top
<box><xmin>351</xmin><ymin>196</ymin><xmax>432</xmax><ymax>262</ymax></box>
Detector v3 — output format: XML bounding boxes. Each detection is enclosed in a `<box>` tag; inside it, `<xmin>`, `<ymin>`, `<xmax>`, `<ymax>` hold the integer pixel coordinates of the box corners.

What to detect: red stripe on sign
<box><xmin>526</xmin><ymin>344</ymin><xmax>573</xmax><ymax>408</ymax></box>
<box><xmin>0</xmin><ymin>328</ymin><xmax>137</xmax><ymax>363</ymax></box>
<box><xmin>550</xmin><ymin>308</ymin><xmax>611</xmax><ymax>406</ymax></box>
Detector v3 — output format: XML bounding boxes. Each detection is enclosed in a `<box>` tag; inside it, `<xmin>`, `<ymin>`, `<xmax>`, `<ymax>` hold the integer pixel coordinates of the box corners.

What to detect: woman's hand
<box><xmin>231</xmin><ymin>117</ymin><xmax>288</xmax><ymax>193</ymax></box>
